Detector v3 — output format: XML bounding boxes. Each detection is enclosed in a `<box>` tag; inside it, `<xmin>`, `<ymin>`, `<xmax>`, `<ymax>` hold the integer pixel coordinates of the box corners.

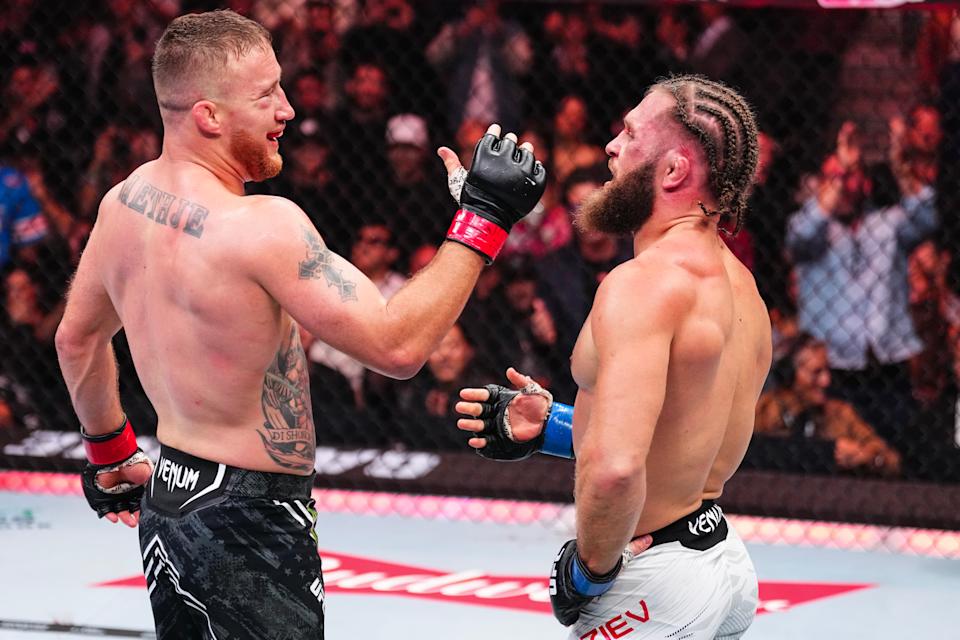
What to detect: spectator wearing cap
<box><xmin>382</xmin><ymin>113</ymin><xmax>452</xmax><ymax>251</ymax></box>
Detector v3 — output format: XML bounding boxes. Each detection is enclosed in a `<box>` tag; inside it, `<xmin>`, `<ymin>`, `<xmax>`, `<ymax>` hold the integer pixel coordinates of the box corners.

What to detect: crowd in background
<box><xmin>2</xmin><ymin>0</ymin><xmax>960</xmax><ymax>483</ymax></box>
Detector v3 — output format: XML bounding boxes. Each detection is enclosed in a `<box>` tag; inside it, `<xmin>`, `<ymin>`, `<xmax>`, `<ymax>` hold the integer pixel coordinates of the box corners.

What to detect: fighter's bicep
<box><xmin>251</xmin><ymin>211</ymin><xmax>388</xmax><ymax>356</ymax></box>
<box><xmin>583</xmin><ymin>269</ymin><xmax>689</xmax><ymax>458</ymax></box>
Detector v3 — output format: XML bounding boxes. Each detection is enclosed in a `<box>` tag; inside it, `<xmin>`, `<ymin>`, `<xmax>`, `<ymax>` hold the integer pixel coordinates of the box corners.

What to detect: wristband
<box><xmin>570</xmin><ymin>552</ymin><xmax>620</xmax><ymax>597</ymax></box>
<box><xmin>446</xmin><ymin>209</ymin><xmax>509</xmax><ymax>263</ymax></box>
<box><xmin>82</xmin><ymin>417</ymin><xmax>137</xmax><ymax>465</ymax></box>
<box><xmin>541</xmin><ymin>402</ymin><xmax>574</xmax><ymax>459</ymax></box>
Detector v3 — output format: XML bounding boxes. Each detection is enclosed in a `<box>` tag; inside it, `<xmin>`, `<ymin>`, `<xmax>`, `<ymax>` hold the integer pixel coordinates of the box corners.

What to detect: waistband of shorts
<box><xmin>636</xmin><ymin>500</ymin><xmax>728</xmax><ymax>551</ymax></box>
<box><xmin>149</xmin><ymin>444</ymin><xmax>315</xmax><ymax>514</ymax></box>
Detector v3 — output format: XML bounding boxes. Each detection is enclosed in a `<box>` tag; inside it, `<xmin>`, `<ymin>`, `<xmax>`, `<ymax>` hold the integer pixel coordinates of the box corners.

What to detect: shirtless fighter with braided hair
<box><xmin>457</xmin><ymin>75</ymin><xmax>771</xmax><ymax>639</ymax></box>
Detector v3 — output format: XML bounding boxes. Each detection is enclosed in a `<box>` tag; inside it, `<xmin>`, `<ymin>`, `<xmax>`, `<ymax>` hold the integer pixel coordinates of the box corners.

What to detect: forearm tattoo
<box><xmin>298</xmin><ymin>226</ymin><xmax>358</xmax><ymax>302</ymax></box>
<box><xmin>258</xmin><ymin>324</ymin><xmax>316</xmax><ymax>473</ymax></box>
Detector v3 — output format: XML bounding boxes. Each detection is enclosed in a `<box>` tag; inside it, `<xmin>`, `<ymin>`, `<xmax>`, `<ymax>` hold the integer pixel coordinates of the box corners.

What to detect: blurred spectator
<box><xmin>394</xmin><ymin>322</ymin><xmax>493</xmax><ymax>450</ymax></box>
<box><xmin>916</xmin><ymin>9</ymin><xmax>960</xmax><ymax>100</ymax></box>
<box><xmin>500</xmin><ymin>127</ymin><xmax>569</xmax><ymax>259</ymax></box>
<box><xmin>0</xmin><ymin>374</ymin><xmax>39</xmax><ymax>431</ymax></box>
<box><xmin>289</xmin><ymin>69</ymin><xmax>334</xmax><ymax>139</ymax></box>
<box><xmin>654</xmin><ymin>6</ymin><xmax>697</xmax><ymax>69</ymax></box>
<box><xmin>459</xmin><ymin>263</ymin><xmax>512</xmax><ymax>377</ymax></box>
<box><xmin>79</xmin><ymin>122</ymin><xmax>160</xmax><ymax>221</ymax></box>
<box><xmin>756</xmin><ymin>334</ymin><xmax>902</xmax><ymax>477</ymax></box>
<box><xmin>551</xmin><ymin>95</ymin><xmax>605</xmax><ymax>185</ymax></box>
<box><xmin>689</xmin><ymin>6</ymin><xmax>748</xmax><ymax>86</ymax></box>
<box><xmin>748</xmin><ymin>129</ymin><xmax>796</xmax><ymax>304</ymax></box>
<box><xmin>0</xmin><ymin>163</ymin><xmax>47</xmax><ymax>269</ymax></box>
<box><xmin>537</xmin><ymin>166</ymin><xmax>631</xmax><ymax>357</ymax></box>
<box><xmin>889</xmin><ymin>104</ymin><xmax>942</xmax><ymax>188</ymax></box>
<box><xmin>0</xmin><ymin>55</ymin><xmax>80</xmax><ymax>181</ymax></box>
<box><xmin>398</xmin><ymin>323</ymin><xmax>480</xmax><ymax>419</ymax></box>
<box><xmin>0</xmin><ymin>264</ymin><xmax>71</xmax><ymax>429</ymax></box>
<box><xmin>340</xmin><ymin>0</ymin><xmax>439</xmax><ymax>119</ymax></box>
<box><xmin>92</xmin><ymin>0</ymin><xmax>171</xmax><ymax>126</ymax></box>
<box><xmin>500</xmin><ymin>258</ymin><xmax>561</xmax><ymax>389</ymax></box>
<box><xmin>328</xmin><ymin>61</ymin><xmax>392</xmax><ymax>200</ymax></box>
<box><xmin>426</xmin><ymin>0</ymin><xmax>532</xmax><ymax>132</ymax></box>
<box><xmin>908</xmin><ymin>240</ymin><xmax>956</xmax><ymax>408</ymax></box>
<box><xmin>277</xmin><ymin>0</ymin><xmax>345</xmax><ymax>107</ymax></box>
<box><xmin>910</xmin><ymin>324</ymin><xmax>960</xmax><ymax>481</ymax></box>
<box><xmin>785</xmin><ymin>121</ymin><xmax>937</xmax><ymax>467</ymax></box>
<box><xmin>382</xmin><ymin>113</ymin><xmax>450</xmax><ymax>250</ymax></box>
<box><xmin>307</xmin><ymin>222</ymin><xmax>407</xmax><ymax>407</ymax></box>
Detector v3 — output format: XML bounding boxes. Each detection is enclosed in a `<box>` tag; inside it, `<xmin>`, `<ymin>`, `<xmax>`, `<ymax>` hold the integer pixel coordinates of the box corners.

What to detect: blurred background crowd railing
<box><xmin>3</xmin><ymin>0</ymin><xmax>960</xmax><ymax>534</ymax></box>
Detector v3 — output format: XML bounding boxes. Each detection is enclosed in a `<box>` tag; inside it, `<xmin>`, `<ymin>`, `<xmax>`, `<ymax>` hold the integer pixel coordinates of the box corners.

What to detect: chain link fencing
<box><xmin>2</xmin><ymin>0</ymin><xmax>960</xmax><ymax>550</ymax></box>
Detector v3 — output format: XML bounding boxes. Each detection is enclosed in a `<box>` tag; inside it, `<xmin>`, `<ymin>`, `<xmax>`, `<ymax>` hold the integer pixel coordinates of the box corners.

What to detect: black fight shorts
<box><xmin>139</xmin><ymin>445</ymin><xmax>323</xmax><ymax>640</ymax></box>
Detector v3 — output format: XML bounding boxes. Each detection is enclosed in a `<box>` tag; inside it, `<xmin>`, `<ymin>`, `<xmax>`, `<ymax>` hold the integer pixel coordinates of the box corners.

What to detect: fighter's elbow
<box><xmin>379</xmin><ymin>347</ymin><xmax>426</xmax><ymax>380</ymax></box>
<box><xmin>581</xmin><ymin>455</ymin><xmax>644</xmax><ymax>494</ymax></box>
<box><xmin>54</xmin><ymin>321</ymin><xmax>87</xmax><ymax>360</ymax></box>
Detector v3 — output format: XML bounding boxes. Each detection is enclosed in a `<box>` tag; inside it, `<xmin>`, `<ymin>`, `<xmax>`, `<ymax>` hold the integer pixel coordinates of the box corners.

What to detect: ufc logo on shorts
<box><xmin>310</xmin><ymin>577</ymin><xmax>326</xmax><ymax>614</ymax></box>
<box><xmin>579</xmin><ymin>600</ymin><xmax>649</xmax><ymax>640</ymax></box>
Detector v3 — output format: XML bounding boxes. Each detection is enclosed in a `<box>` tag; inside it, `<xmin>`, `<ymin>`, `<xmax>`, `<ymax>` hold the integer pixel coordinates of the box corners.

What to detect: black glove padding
<box><xmin>462</xmin><ymin>133</ymin><xmax>547</xmax><ymax>231</ymax></box>
<box><xmin>550</xmin><ymin>539</ymin><xmax>622</xmax><ymax>627</ymax></box>
<box><xmin>473</xmin><ymin>384</ymin><xmax>544</xmax><ymax>461</ymax></box>
<box><xmin>82</xmin><ymin>448</ymin><xmax>152</xmax><ymax>518</ymax></box>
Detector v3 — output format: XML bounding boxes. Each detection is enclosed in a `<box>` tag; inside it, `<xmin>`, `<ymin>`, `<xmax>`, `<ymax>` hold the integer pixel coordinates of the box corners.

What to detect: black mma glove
<box><xmin>550</xmin><ymin>539</ymin><xmax>622</xmax><ymax>627</ymax></box>
<box><xmin>469</xmin><ymin>381</ymin><xmax>574</xmax><ymax>461</ymax></box>
<box><xmin>474</xmin><ymin>384</ymin><xmax>544</xmax><ymax>461</ymax></box>
<box><xmin>447</xmin><ymin>132</ymin><xmax>547</xmax><ymax>262</ymax></box>
<box><xmin>81</xmin><ymin>418</ymin><xmax>152</xmax><ymax>518</ymax></box>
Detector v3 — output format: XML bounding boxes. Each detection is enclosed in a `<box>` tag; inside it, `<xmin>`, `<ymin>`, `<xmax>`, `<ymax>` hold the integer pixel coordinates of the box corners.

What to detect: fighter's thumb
<box><xmin>437</xmin><ymin>146</ymin><xmax>462</xmax><ymax>176</ymax></box>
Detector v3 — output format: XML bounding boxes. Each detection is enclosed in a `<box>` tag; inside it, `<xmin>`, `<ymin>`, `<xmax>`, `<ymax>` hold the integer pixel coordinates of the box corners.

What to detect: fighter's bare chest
<box><xmin>570</xmin><ymin>314</ymin><xmax>599</xmax><ymax>391</ymax></box>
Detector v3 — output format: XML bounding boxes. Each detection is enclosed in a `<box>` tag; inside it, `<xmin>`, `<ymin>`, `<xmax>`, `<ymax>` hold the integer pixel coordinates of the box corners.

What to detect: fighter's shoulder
<box><xmin>593</xmin><ymin>256</ymin><xmax>696</xmax><ymax>327</ymax></box>
<box><xmin>234</xmin><ymin>194</ymin><xmax>314</xmax><ymax>237</ymax></box>
<box><xmin>602</xmin><ymin>253</ymin><xmax>696</xmax><ymax>304</ymax></box>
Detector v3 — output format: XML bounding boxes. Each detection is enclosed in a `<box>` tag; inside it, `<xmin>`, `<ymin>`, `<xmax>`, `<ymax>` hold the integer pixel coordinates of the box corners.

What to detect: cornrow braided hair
<box><xmin>656</xmin><ymin>75</ymin><xmax>759</xmax><ymax>236</ymax></box>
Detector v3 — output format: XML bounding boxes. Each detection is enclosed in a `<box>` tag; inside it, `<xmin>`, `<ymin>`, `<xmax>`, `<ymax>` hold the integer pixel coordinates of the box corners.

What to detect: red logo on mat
<box><xmin>95</xmin><ymin>551</ymin><xmax>872</xmax><ymax>615</ymax></box>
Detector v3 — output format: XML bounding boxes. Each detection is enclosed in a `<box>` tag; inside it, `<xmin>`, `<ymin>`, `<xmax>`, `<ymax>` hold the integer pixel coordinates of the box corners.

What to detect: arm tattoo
<box><xmin>298</xmin><ymin>226</ymin><xmax>358</xmax><ymax>302</ymax></box>
<box><xmin>258</xmin><ymin>324</ymin><xmax>316</xmax><ymax>473</ymax></box>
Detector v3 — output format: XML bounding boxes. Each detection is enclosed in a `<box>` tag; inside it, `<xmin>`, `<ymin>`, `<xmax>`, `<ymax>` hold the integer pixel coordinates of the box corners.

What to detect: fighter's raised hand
<box><xmin>440</xmin><ymin>125</ymin><xmax>546</xmax><ymax>262</ymax></box>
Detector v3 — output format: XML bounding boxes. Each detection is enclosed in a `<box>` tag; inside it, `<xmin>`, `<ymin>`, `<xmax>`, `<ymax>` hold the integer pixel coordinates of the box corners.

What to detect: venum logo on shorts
<box><xmin>687</xmin><ymin>504</ymin><xmax>724</xmax><ymax>536</ymax></box>
<box><xmin>578</xmin><ymin>601</ymin><xmax>650</xmax><ymax>639</ymax></box>
<box><xmin>156</xmin><ymin>457</ymin><xmax>200</xmax><ymax>494</ymax></box>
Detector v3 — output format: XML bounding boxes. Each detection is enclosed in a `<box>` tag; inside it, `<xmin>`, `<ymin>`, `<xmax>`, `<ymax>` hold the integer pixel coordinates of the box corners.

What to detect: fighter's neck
<box><xmin>159</xmin><ymin>141</ymin><xmax>246</xmax><ymax>195</ymax></box>
<box><xmin>632</xmin><ymin>207</ymin><xmax>720</xmax><ymax>256</ymax></box>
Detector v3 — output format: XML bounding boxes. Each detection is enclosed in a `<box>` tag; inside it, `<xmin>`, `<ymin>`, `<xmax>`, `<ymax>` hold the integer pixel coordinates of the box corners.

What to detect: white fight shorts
<box><xmin>570</xmin><ymin>501</ymin><xmax>757</xmax><ymax>640</ymax></box>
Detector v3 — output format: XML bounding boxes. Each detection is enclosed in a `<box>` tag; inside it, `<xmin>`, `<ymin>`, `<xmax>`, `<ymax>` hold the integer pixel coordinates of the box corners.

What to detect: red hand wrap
<box><xmin>83</xmin><ymin>418</ymin><xmax>137</xmax><ymax>465</ymax></box>
<box><xmin>446</xmin><ymin>209</ymin><xmax>509</xmax><ymax>262</ymax></box>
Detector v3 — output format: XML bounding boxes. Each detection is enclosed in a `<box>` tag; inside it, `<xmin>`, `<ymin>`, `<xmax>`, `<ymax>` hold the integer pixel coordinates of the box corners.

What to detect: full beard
<box><xmin>575</xmin><ymin>161</ymin><xmax>656</xmax><ymax>236</ymax></box>
<box><xmin>229</xmin><ymin>129</ymin><xmax>282</xmax><ymax>182</ymax></box>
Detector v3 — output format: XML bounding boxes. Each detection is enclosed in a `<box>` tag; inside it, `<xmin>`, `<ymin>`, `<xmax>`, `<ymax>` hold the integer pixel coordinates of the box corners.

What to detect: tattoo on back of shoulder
<box><xmin>258</xmin><ymin>324</ymin><xmax>316</xmax><ymax>473</ymax></box>
<box><xmin>298</xmin><ymin>226</ymin><xmax>358</xmax><ymax>302</ymax></box>
<box><xmin>117</xmin><ymin>175</ymin><xmax>208</xmax><ymax>238</ymax></box>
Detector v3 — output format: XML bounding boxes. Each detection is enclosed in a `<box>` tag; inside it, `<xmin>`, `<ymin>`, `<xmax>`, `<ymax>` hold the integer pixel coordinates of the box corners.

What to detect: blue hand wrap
<box><xmin>570</xmin><ymin>553</ymin><xmax>617</xmax><ymax>597</ymax></box>
<box><xmin>541</xmin><ymin>402</ymin><xmax>574</xmax><ymax>459</ymax></box>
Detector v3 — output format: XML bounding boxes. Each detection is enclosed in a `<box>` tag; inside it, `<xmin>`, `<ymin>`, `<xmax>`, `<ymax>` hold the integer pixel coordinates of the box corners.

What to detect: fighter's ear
<box><xmin>192</xmin><ymin>100</ymin><xmax>221</xmax><ymax>136</ymax></box>
<box><xmin>661</xmin><ymin>148</ymin><xmax>691</xmax><ymax>192</ymax></box>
